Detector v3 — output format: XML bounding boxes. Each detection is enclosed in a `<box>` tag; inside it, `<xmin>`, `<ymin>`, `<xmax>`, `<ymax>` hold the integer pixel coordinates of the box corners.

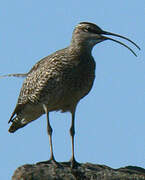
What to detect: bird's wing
<box><xmin>8</xmin><ymin>48</ymin><xmax>70</xmax><ymax>124</ymax></box>
<box><xmin>8</xmin><ymin>56</ymin><xmax>60</xmax><ymax>123</ymax></box>
<box><xmin>14</xmin><ymin>50</ymin><xmax>70</xmax><ymax>108</ymax></box>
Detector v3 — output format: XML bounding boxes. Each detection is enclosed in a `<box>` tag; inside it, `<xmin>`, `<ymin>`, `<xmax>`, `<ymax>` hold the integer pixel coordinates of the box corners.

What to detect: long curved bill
<box><xmin>102</xmin><ymin>31</ymin><xmax>140</xmax><ymax>57</ymax></box>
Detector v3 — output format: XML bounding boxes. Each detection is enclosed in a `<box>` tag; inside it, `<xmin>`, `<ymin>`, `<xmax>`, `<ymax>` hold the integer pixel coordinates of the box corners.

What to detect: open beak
<box><xmin>101</xmin><ymin>30</ymin><xmax>140</xmax><ymax>57</ymax></box>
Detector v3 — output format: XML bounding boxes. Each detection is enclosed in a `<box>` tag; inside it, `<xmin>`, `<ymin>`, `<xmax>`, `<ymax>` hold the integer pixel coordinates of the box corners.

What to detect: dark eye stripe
<box><xmin>85</xmin><ymin>27</ymin><xmax>101</xmax><ymax>34</ymax></box>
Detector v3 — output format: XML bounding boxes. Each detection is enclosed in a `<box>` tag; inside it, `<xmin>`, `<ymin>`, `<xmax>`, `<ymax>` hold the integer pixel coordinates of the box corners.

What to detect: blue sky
<box><xmin>0</xmin><ymin>0</ymin><xmax>144</xmax><ymax>179</ymax></box>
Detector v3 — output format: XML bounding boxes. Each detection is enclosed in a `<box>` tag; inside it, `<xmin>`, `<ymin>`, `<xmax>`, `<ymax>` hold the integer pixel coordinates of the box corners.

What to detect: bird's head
<box><xmin>71</xmin><ymin>22</ymin><xmax>140</xmax><ymax>56</ymax></box>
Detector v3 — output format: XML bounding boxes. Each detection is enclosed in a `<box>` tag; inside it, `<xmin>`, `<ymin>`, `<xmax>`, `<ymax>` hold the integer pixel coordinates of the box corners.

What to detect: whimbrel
<box><xmin>6</xmin><ymin>22</ymin><xmax>140</xmax><ymax>167</ymax></box>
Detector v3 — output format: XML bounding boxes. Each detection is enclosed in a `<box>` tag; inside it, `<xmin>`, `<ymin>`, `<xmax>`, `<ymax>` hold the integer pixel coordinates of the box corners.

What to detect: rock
<box><xmin>12</xmin><ymin>162</ymin><xmax>145</xmax><ymax>180</ymax></box>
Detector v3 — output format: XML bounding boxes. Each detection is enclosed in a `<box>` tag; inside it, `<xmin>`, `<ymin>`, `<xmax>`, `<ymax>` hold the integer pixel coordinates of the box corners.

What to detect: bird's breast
<box><xmin>56</xmin><ymin>56</ymin><xmax>96</xmax><ymax>107</ymax></box>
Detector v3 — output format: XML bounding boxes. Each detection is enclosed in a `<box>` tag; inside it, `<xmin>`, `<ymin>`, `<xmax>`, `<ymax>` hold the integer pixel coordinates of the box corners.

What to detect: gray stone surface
<box><xmin>12</xmin><ymin>162</ymin><xmax>145</xmax><ymax>180</ymax></box>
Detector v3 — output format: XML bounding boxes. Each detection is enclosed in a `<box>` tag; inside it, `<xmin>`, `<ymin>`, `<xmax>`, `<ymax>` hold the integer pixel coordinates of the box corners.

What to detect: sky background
<box><xmin>0</xmin><ymin>0</ymin><xmax>144</xmax><ymax>179</ymax></box>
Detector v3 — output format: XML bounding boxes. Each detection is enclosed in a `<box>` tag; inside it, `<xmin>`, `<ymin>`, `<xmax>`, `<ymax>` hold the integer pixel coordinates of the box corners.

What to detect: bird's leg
<box><xmin>69</xmin><ymin>110</ymin><xmax>80</xmax><ymax>168</ymax></box>
<box><xmin>41</xmin><ymin>104</ymin><xmax>59</xmax><ymax>166</ymax></box>
<box><xmin>46</xmin><ymin>111</ymin><xmax>55</xmax><ymax>161</ymax></box>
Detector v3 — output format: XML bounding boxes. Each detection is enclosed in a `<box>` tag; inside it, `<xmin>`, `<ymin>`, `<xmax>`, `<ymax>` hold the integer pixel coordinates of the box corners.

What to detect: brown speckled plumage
<box><xmin>7</xmin><ymin>22</ymin><xmax>140</xmax><ymax>167</ymax></box>
<box><xmin>9</xmin><ymin>47</ymin><xmax>95</xmax><ymax>132</ymax></box>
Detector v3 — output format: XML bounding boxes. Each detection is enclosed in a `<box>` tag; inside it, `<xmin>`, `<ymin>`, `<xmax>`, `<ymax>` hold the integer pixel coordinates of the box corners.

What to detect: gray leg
<box><xmin>43</xmin><ymin>104</ymin><xmax>57</xmax><ymax>163</ymax></box>
<box><xmin>70</xmin><ymin>110</ymin><xmax>79</xmax><ymax>168</ymax></box>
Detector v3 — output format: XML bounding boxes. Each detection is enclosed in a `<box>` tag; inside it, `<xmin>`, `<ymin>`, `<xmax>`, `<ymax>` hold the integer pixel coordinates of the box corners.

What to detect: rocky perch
<box><xmin>12</xmin><ymin>162</ymin><xmax>145</xmax><ymax>180</ymax></box>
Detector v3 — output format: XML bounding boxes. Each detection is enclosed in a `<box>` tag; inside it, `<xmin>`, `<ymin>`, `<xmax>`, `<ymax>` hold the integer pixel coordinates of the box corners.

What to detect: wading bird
<box><xmin>3</xmin><ymin>22</ymin><xmax>140</xmax><ymax>167</ymax></box>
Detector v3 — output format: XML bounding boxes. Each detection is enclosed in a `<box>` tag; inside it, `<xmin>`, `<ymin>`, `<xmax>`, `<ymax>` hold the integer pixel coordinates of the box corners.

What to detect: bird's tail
<box><xmin>0</xmin><ymin>73</ymin><xmax>28</xmax><ymax>78</ymax></box>
<box><xmin>8</xmin><ymin>116</ymin><xmax>27</xmax><ymax>133</ymax></box>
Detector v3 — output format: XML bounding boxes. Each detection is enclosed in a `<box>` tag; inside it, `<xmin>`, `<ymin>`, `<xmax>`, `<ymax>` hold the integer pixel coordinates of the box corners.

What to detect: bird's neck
<box><xmin>69</xmin><ymin>35</ymin><xmax>94</xmax><ymax>56</ymax></box>
<box><xmin>69</xmin><ymin>41</ymin><xmax>93</xmax><ymax>56</ymax></box>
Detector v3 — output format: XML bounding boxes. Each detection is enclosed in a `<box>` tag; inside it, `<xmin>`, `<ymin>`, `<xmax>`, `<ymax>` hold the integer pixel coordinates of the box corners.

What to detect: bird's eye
<box><xmin>84</xmin><ymin>27</ymin><xmax>91</xmax><ymax>32</ymax></box>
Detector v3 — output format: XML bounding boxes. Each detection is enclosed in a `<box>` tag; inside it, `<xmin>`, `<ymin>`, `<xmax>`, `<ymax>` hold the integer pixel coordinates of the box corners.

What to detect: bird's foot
<box><xmin>69</xmin><ymin>157</ymin><xmax>80</xmax><ymax>169</ymax></box>
<box><xmin>37</xmin><ymin>159</ymin><xmax>61</xmax><ymax>167</ymax></box>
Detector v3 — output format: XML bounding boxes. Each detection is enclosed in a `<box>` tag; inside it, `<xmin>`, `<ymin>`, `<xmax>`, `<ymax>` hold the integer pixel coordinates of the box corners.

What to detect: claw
<box><xmin>37</xmin><ymin>159</ymin><xmax>62</xmax><ymax>168</ymax></box>
<box><xmin>69</xmin><ymin>158</ymin><xmax>80</xmax><ymax>169</ymax></box>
